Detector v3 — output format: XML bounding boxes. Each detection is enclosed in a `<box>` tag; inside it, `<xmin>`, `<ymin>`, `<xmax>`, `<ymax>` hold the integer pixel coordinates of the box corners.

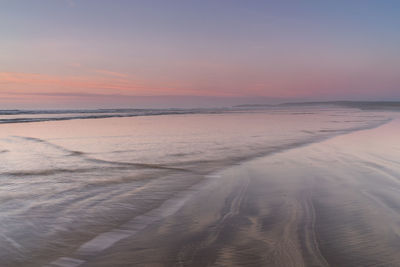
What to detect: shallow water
<box><xmin>79</xmin><ymin>118</ymin><xmax>400</xmax><ymax>267</ymax></box>
<box><xmin>0</xmin><ymin>107</ymin><xmax>393</xmax><ymax>265</ymax></box>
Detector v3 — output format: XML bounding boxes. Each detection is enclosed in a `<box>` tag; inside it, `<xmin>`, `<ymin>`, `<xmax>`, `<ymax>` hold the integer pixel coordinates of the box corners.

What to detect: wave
<box><xmin>2</xmin><ymin>167</ymin><xmax>99</xmax><ymax>177</ymax></box>
<box><xmin>1</xmin><ymin>102</ymin><xmax>398</xmax><ymax>124</ymax></box>
<box><xmin>0</xmin><ymin>108</ymin><xmax>199</xmax><ymax>115</ymax></box>
<box><xmin>12</xmin><ymin>136</ymin><xmax>193</xmax><ymax>174</ymax></box>
<box><xmin>0</xmin><ymin>108</ymin><xmax>228</xmax><ymax>124</ymax></box>
<box><xmin>10</xmin><ymin>116</ymin><xmax>391</xmax><ymax>179</ymax></box>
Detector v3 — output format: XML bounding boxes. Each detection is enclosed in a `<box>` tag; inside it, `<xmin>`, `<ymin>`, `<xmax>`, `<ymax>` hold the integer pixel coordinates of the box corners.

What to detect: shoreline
<box><xmin>41</xmin><ymin>117</ymin><xmax>400</xmax><ymax>266</ymax></box>
<box><xmin>1</xmin><ymin>109</ymin><xmax>392</xmax><ymax>267</ymax></box>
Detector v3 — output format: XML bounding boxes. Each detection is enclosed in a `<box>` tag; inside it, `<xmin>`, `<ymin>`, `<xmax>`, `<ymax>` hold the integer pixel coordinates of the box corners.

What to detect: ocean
<box><xmin>0</xmin><ymin>105</ymin><xmax>396</xmax><ymax>266</ymax></box>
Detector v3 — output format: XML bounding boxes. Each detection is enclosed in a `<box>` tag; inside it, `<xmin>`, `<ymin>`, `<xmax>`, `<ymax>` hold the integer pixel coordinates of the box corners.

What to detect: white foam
<box><xmin>78</xmin><ymin>229</ymin><xmax>135</xmax><ymax>255</ymax></box>
<box><xmin>48</xmin><ymin>257</ymin><xmax>85</xmax><ymax>267</ymax></box>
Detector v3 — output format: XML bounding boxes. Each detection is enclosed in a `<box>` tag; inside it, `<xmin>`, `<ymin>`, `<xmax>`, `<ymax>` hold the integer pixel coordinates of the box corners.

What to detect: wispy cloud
<box><xmin>0</xmin><ymin>72</ymin><xmax>206</xmax><ymax>96</ymax></box>
<box><xmin>92</xmin><ymin>69</ymin><xmax>129</xmax><ymax>78</ymax></box>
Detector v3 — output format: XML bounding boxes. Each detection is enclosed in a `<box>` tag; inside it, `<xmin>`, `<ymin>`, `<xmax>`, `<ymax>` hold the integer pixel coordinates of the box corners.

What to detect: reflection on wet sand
<box><xmin>1</xmin><ymin>109</ymin><xmax>399</xmax><ymax>266</ymax></box>
<box><xmin>77</xmin><ymin>119</ymin><xmax>400</xmax><ymax>267</ymax></box>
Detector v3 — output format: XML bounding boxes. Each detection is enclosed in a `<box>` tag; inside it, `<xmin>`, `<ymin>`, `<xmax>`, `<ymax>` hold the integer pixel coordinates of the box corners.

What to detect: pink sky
<box><xmin>1</xmin><ymin>1</ymin><xmax>400</xmax><ymax>108</ymax></box>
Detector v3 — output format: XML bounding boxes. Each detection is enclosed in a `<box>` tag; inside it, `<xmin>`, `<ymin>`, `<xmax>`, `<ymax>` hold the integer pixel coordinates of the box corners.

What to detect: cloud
<box><xmin>0</xmin><ymin>72</ymin><xmax>205</xmax><ymax>97</ymax></box>
<box><xmin>92</xmin><ymin>69</ymin><xmax>129</xmax><ymax>78</ymax></box>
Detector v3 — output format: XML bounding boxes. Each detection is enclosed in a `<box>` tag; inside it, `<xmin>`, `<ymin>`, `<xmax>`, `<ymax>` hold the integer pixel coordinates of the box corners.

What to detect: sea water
<box><xmin>0</xmin><ymin>106</ymin><xmax>391</xmax><ymax>265</ymax></box>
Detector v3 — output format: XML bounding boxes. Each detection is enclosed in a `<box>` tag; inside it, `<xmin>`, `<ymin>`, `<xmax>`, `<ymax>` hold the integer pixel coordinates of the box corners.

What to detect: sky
<box><xmin>1</xmin><ymin>0</ymin><xmax>400</xmax><ymax>108</ymax></box>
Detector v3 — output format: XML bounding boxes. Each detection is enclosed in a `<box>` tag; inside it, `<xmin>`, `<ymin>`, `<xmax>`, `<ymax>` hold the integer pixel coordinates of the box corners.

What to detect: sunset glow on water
<box><xmin>2</xmin><ymin>1</ymin><xmax>400</xmax><ymax>266</ymax></box>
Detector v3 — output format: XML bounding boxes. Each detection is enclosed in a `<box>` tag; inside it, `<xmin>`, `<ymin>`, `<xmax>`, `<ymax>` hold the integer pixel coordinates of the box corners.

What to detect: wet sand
<box><xmin>46</xmin><ymin>118</ymin><xmax>400</xmax><ymax>266</ymax></box>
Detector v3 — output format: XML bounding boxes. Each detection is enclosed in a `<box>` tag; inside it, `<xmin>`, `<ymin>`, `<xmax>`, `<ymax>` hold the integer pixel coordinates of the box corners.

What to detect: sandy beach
<box><xmin>34</xmin><ymin>116</ymin><xmax>400</xmax><ymax>267</ymax></box>
<box><xmin>3</xmin><ymin>1</ymin><xmax>400</xmax><ymax>266</ymax></box>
